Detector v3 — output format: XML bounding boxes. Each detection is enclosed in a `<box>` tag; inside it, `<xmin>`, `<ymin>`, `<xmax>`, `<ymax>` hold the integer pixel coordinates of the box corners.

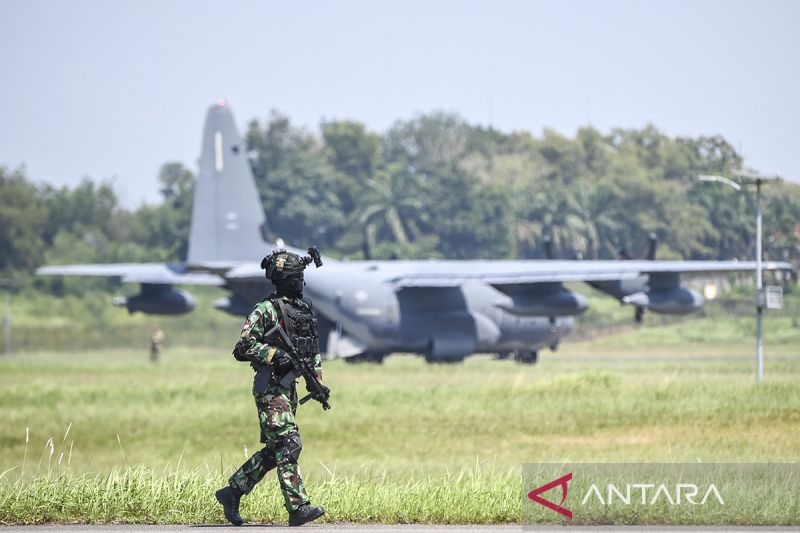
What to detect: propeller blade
<box><xmin>647</xmin><ymin>232</ymin><xmax>658</xmax><ymax>260</ymax></box>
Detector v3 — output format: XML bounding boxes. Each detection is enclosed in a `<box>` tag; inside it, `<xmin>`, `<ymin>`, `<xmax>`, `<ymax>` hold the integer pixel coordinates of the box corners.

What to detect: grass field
<box><xmin>1</xmin><ymin>317</ymin><xmax>799</xmax><ymax>524</ymax></box>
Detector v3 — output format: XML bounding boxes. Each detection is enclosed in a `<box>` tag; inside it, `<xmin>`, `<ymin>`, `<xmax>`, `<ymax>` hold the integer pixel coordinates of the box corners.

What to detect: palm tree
<box><xmin>519</xmin><ymin>181</ymin><xmax>596</xmax><ymax>259</ymax></box>
<box><xmin>356</xmin><ymin>165</ymin><xmax>427</xmax><ymax>251</ymax></box>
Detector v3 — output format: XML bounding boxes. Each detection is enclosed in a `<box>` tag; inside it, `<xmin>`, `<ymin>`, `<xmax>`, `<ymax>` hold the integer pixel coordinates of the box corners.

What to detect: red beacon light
<box><xmin>217</xmin><ymin>98</ymin><xmax>226</xmax><ymax>107</ymax></box>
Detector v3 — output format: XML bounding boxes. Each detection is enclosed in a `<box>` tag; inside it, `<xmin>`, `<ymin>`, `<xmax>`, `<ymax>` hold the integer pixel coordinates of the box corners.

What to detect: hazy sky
<box><xmin>1</xmin><ymin>0</ymin><xmax>798</xmax><ymax>208</ymax></box>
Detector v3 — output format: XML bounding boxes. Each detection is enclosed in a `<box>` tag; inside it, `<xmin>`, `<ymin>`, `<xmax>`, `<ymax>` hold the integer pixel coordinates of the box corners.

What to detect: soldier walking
<box><xmin>149</xmin><ymin>325</ymin><xmax>164</xmax><ymax>363</ymax></box>
<box><xmin>216</xmin><ymin>248</ymin><xmax>329</xmax><ymax>527</ymax></box>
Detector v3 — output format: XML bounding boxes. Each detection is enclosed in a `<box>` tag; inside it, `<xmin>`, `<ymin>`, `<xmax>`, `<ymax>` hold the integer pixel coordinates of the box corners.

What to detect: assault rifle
<box><xmin>264</xmin><ymin>323</ymin><xmax>331</xmax><ymax>410</ymax></box>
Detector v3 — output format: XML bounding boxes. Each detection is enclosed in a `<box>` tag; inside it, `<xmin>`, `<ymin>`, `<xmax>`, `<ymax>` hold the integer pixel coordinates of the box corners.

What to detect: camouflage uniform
<box><xmin>228</xmin><ymin>296</ymin><xmax>323</xmax><ymax>512</ymax></box>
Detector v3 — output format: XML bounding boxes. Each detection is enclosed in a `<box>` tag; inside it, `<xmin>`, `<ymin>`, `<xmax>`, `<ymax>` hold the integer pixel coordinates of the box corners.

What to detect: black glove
<box><xmin>311</xmin><ymin>383</ymin><xmax>330</xmax><ymax>402</ymax></box>
<box><xmin>271</xmin><ymin>349</ymin><xmax>294</xmax><ymax>376</ymax></box>
<box><xmin>232</xmin><ymin>340</ymin><xmax>253</xmax><ymax>362</ymax></box>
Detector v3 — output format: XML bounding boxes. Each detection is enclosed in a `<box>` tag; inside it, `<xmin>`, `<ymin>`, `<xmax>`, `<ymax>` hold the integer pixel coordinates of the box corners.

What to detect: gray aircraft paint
<box><xmin>187</xmin><ymin>101</ymin><xmax>266</xmax><ymax>266</ymax></box>
<box><xmin>300</xmin><ymin>262</ymin><xmax>571</xmax><ymax>360</ymax></box>
<box><xmin>37</xmin><ymin>102</ymin><xmax>795</xmax><ymax>363</ymax></box>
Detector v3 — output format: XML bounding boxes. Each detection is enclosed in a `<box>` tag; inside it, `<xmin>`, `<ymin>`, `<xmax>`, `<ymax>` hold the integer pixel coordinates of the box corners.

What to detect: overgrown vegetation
<box><xmin>1</xmin><ymin>466</ymin><xmax>520</xmax><ymax>525</ymax></box>
<box><xmin>1</xmin><ymin>343</ymin><xmax>798</xmax><ymax>524</ymax></box>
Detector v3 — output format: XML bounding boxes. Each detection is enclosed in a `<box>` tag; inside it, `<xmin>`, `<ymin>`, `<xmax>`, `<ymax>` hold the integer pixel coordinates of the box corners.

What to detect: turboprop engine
<box><xmin>494</xmin><ymin>282</ymin><xmax>589</xmax><ymax>317</ymax></box>
<box><xmin>620</xmin><ymin>269</ymin><xmax>705</xmax><ymax>320</ymax></box>
<box><xmin>622</xmin><ymin>285</ymin><xmax>705</xmax><ymax>315</ymax></box>
<box><xmin>587</xmin><ymin>233</ymin><xmax>705</xmax><ymax>321</ymax></box>
<box><xmin>112</xmin><ymin>284</ymin><xmax>196</xmax><ymax>315</ymax></box>
<box><xmin>212</xmin><ymin>294</ymin><xmax>254</xmax><ymax>316</ymax></box>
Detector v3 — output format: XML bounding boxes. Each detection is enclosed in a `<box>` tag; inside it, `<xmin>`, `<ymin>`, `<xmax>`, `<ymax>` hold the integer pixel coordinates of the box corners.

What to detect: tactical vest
<box><xmin>272</xmin><ymin>295</ymin><xmax>319</xmax><ymax>357</ymax></box>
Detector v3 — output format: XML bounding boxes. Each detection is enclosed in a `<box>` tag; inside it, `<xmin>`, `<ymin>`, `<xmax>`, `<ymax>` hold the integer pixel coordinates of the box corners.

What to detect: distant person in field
<box><xmin>149</xmin><ymin>325</ymin><xmax>164</xmax><ymax>363</ymax></box>
<box><xmin>216</xmin><ymin>248</ymin><xmax>329</xmax><ymax>527</ymax></box>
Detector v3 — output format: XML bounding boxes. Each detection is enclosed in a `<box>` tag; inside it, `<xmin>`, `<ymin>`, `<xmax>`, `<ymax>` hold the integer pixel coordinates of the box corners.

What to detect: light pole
<box><xmin>699</xmin><ymin>169</ymin><xmax>781</xmax><ymax>383</ymax></box>
<box><xmin>3</xmin><ymin>290</ymin><xmax>9</xmax><ymax>355</ymax></box>
<box><xmin>0</xmin><ymin>279</ymin><xmax>17</xmax><ymax>356</ymax></box>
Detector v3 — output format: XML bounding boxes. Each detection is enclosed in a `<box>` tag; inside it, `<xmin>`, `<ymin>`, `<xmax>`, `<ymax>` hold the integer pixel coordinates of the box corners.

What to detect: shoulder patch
<box><xmin>262</xmin><ymin>300</ymin><xmax>280</xmax><ymax>322</ymax></box>
<box><xmin>243</xmin><ymin>307</ymin><xmax>263</xmax><ymax>329</ymax></box>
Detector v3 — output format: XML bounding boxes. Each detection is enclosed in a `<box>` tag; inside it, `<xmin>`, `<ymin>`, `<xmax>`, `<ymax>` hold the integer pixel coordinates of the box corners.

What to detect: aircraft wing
<box><xmin>222</xmin><ymin>263</ymin><xmax>268</xmax><ymax>280</ymax></box>
<box><xmin>221</xmin><ymin>259</ymin><xmax>795</xmax><ymax>288</ymax></box>
<box><xmin>36</xmin><ymin>263</ymin><xmax>224</xmax><ymax>285</ymax></box>
<box><xmin>389</xmin><ymin>260</ymin><xmax>795</xmax><ymax>288</ymax></box>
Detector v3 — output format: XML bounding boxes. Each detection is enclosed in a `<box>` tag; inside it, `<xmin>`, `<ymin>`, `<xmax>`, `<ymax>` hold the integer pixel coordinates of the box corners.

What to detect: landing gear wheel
<box><xmin>345</xmin><ymin>352</ymin><xmax>386</xmax><ymax>364</ymax></box>
<box><xmin>424</xmin><ymin>352</ymin><xmax>465</xmax><ymax>364</ymax></box>
<box><xmin>514</xmin><ymin>351</ymin><xmax>538</xmax><ymax>364</ymax></box>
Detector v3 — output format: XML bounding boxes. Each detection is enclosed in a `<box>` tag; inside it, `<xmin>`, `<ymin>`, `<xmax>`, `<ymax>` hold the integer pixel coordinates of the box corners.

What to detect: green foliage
<box><xmin>39</xmin><ymin>178</ymin><xmax>121</xmax><ymax>247</ymax></box>
<box><xmin>1</xmin><ymin>112</ymin><xmax>799</xmax><ymax>284</ymax></box>
<box><xmin>322</xmin><ymin>120</ymin><xmax>382</xmax><ymax>186</ymax></box>
<box><xmin>134</xmin><ymin>161</ymin><xmax>196</xmax><ymax>261</ymax></box>
<box><xmin>0</xmin><ymin>167</ymin><xmax>46</xmax><ymax>273</ymax></box>
<box><xmin>246</xmin><ymin>113</ymin><xmax>348</xmax><ymax>247</ymax></box>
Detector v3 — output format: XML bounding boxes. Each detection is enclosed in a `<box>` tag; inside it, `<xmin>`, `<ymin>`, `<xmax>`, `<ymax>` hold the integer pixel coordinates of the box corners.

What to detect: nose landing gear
<box><xmin>344</xmin><ymin>352</ymin><xmax>386</xmax><ymax>364</ymax></box>
<box><xmin>513</xmin><ymin>350</ymin><xmax>538</xmax><ymax>364</ymax></box>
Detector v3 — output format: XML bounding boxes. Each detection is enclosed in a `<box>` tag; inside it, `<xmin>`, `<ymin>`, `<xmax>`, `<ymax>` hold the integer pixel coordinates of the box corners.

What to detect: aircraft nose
<box><xmin>558</xmin><ymin>316</ymin><xmax>575</xmax><ymax>335</ymax></box>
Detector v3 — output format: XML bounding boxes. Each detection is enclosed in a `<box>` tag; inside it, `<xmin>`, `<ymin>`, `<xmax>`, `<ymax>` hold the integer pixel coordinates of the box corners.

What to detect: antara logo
<box><xmin>581</xmin><ymin>483</ymin><xmax>725</xmax><ymax>506</ymax></box>
<box><xmin>528</xmin><ymin>472</ymin><xmax>573</xmax><ymax>518</ymax></box>
<box><xmin>528</xmin><ymin>473</ymin><xmax>725</xmax><ymax>519</ymax></box>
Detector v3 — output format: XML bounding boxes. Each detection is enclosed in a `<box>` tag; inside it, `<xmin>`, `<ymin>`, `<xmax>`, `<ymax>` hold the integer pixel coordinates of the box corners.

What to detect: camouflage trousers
<box><xmin>229</xmin><ymin>382</ymin><xmax>310</xmax><ymax>512</ymax></box>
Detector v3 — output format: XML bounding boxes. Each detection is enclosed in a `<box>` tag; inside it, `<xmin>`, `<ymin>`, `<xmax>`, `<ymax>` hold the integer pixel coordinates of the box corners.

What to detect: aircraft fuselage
<box><xmin>304</xmin><ymin>261</ymin><xmax>573</xmax><ymax>361</ymax></box>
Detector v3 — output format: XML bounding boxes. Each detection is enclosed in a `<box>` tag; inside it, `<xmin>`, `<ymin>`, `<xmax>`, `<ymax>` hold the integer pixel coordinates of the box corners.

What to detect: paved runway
<box><xmin>2</xmin><ymin>525</ymin><xmax>797</xmax><ymax>532</ymax></box>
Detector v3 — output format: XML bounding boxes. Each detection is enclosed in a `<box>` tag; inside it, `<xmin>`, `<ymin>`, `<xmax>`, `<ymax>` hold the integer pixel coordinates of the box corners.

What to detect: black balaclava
<box><xmin>274</xmin><ymin>273</ymin><xmax>304</xmax><ymax>299</ymax></box>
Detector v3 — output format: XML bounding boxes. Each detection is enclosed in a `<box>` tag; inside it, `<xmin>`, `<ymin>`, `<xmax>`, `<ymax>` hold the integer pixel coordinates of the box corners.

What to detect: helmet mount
<box><xmin>260</xmin><ymin>246</ymin><xmax>323</xmax><ymax>282</ymax></box>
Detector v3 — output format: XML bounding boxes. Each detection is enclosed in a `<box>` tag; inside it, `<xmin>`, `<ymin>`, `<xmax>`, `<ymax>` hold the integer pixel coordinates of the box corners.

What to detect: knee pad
<box><xmin>276</xmin><ymin>432</ymin><xmax>302</xmax><ymax>464</ymax></box>
<box><xmin>256</xmin><ymin>447</ymin><xmax>278</xmax><ymax>471</ymax></box>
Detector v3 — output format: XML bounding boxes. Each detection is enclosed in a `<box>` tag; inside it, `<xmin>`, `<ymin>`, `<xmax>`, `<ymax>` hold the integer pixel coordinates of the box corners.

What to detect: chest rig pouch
<box><xmin>274</xmin><ymin>296</ymin><xmax>319</xmax><ymax>358</ymax></box>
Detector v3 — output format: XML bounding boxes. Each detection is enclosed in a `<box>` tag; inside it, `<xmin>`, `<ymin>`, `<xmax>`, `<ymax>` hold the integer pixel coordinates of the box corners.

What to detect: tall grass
<box><xmin>0</xmin><ymin>465</ymin><xmax>519</xmax><ymax>524</ymax></box>
<box><xmin>1</xmin><ymin>340</ymin><xmax>798</xmax><ymax>524</ymax></box>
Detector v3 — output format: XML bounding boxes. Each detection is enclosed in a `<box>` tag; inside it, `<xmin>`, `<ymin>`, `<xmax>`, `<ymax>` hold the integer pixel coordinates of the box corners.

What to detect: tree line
<box><xmin>2</xmin><ymin>111</ymin><xmax>799</xmax><ymax>287</ymax></box>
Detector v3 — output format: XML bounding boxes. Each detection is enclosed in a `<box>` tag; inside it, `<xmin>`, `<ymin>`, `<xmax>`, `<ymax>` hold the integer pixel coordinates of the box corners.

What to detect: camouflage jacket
<box><xmin>237</xmin><ymin>295</ymin><xmax>323</xmax><ymax>381</ymax></box>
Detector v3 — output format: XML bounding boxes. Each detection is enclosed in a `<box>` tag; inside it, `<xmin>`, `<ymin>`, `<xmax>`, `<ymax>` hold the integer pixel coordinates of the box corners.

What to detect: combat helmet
<box><xmin>260</xmin><ymin>247</ymin><xmax>322</xmax><ymax>296</ymax></box>
<box><xmin>261</xmin><ymin>246</ymin><xmax>322</xmax><ymax>281</ymax></box>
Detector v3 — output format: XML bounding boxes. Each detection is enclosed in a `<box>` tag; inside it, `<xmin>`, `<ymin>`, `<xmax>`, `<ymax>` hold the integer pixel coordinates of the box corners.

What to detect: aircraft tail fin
<box><xmin>187</xmin><ymin>101</ymin><xmax>269</xmax><ymax>265</ymax></box>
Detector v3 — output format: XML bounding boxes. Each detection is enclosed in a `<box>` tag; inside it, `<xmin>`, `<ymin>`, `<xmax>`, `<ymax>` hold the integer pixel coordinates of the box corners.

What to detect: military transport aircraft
<box><xmin>38</xmin><ymin>101</ymin><xmax>794</xmax><ymax>364</ymax></box>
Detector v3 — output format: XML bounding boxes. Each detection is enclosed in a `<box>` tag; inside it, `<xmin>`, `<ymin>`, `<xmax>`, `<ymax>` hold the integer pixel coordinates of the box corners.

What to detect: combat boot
<box><xmin>215</xmin><ymin>485</ymin><xmax>244</xmax><ymax>526</ymax></box>
<box><xmin>288</xmin><ymin>504</ymin><xmax>325</xmax><ymax>526</ymax></box>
